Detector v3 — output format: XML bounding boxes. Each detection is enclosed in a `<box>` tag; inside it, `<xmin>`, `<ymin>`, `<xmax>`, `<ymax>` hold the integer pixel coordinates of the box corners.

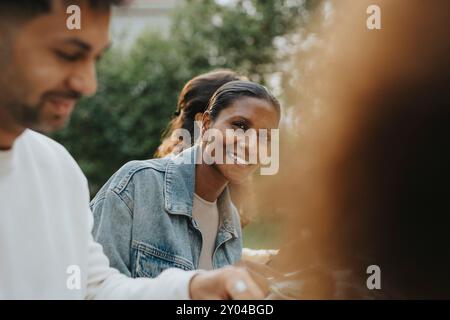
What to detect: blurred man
<box><xmin>0</xmin><ymin>0</ymin><xmax>264</xmax><ymax>299</ymax></box>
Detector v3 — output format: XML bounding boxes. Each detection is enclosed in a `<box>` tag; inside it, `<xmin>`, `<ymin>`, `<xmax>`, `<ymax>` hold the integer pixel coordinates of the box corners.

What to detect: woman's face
<box><xmin>202</xmin><ymin>97</ymin><xmax>280</xmax><ymax>184</ymax></box>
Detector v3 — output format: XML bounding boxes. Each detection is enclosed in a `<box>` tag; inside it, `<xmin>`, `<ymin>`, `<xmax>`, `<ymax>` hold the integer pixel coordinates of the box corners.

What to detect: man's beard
<box><xmin>0</xmin><ymin>37</ymin><xmax>81</xmax><ymax>133</ymax></box>
<box><xmin>1</xmin><ymin>90</ymin><xmax>81</xmax><ymax>133</ymax></box>
<box><xmin>0</xmin><ymin>52</ymin><xmax>45</xmax><ymax>132</ymax></box>
<box><xmin>6</xmin><ymin>99</ymin><xmax>46</xmax><ymax>132</ymax></box>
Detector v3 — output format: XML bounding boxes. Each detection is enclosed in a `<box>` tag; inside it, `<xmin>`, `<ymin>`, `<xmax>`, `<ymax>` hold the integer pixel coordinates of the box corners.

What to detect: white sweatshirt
<box><xmin>0</xmin><ymin>130</ymin><xmax>197</xmax><ymax>299</ymax></box>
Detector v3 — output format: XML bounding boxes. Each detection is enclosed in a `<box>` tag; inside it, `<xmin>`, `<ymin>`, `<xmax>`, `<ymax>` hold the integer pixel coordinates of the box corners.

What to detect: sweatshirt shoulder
<box><xmin>22</xmin><ymin>130</ymin><xmax>86</xmax><ymax>182</ymax></box>
<box><xmin>24</xmin><ymin>129</ymin><xmax>66</xmax><ymax>152</ymax></box>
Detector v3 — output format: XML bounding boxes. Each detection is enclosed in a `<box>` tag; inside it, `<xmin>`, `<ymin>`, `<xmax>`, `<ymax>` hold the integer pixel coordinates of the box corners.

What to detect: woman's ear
<box><xmin>201</xmin><ymin>112</ymin><xmax>211</xmax><ymax>133</ymax></box>
<box><xmin>194</xmin><ymin>113</ymin><xmax>203</xmax><ymax>122</ymax></box>
<box><xmin>201</xmin><ymin>112</ymin><xmax>212</xmax><ymax>144</ymax></box>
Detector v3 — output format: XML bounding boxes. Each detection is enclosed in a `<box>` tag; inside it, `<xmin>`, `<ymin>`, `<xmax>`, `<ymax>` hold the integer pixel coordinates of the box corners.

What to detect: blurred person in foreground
<box><xmin>0</xmin><ymin>0</ymin><xmax>264</xmax><ymax>299</ymax></box>
<box><xmin>269</xmin><ymin>0</ymin><xmax>450</xmax><ymax>299</ymax></box>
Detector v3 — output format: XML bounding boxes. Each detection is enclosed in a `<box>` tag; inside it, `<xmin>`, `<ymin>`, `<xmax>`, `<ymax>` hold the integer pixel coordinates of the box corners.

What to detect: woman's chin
<box><xmin>222</xmin><ymin>167</ymin><xmax>256</xmax><ymax>185</ymax></box>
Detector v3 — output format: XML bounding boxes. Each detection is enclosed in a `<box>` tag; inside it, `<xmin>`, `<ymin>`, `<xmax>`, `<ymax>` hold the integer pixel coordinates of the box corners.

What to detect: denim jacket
<box><xmin>90</xmin><ymin>145</ymin><xmax>242</xmax><ymax>278</ymax></box>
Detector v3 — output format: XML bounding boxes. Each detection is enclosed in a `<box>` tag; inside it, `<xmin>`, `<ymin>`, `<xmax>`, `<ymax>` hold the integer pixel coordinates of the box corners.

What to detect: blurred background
<box><xmin>52</xmin><ymin>0</ymin><xmax>328</xmax><ymax>248</ymax></box>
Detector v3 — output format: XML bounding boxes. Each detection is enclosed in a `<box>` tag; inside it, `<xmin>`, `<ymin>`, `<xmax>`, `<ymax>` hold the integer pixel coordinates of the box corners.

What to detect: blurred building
<box><xmin>111</xmin><ymin>0</ymin><xmax>182</xmax><ymax>47</ymax></box>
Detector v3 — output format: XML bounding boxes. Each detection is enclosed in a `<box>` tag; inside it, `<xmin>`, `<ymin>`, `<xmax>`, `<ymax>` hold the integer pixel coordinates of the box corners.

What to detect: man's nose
<box><xmin>67</xmin><ymin>61</ymin><xmax>98</xmax><ymax>97</ymax></box>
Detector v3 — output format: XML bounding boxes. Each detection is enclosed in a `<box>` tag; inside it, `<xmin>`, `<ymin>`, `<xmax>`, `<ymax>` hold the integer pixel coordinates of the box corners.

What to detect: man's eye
<box><xmin>54</xmin><ymin>50</ymin><xmax>83</xmax><ymax>62</ymax></box>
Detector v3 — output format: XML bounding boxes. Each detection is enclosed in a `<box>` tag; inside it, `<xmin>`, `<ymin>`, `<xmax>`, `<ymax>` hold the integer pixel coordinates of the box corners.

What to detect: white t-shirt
<box><xmin>192</xmin><ymin>193</ymin><xmax>220</xmax><ymax>270</ymax></box>
<box><xmin>0</xmin><ymin>130</ymin><xmax>197</xmax><ymax>299</ymax></box>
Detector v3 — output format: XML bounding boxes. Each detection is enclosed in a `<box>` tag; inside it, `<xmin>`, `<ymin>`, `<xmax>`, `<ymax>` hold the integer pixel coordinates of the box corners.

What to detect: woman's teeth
<box><xmin>228</xmin><ymin>152</ymin><xmax>249</xmax><ymax>165</ymax></box>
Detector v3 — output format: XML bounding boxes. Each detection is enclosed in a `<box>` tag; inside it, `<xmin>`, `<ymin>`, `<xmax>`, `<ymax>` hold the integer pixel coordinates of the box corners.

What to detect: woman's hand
<box><xmin>189</xmin><ymin>266</ymin><xmax>265</xmax><ymax>300</ymax></box>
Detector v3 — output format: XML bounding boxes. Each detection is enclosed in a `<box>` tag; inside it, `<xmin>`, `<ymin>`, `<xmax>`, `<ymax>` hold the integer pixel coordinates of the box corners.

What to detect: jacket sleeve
<box><xmin>91</xmin><ymin>187</ymin><xmax>134</xmax><ymax>277</ymax></box>
<box><xmin>86</xmin><ymin>198</ymin><xmax>198</xmax><ymax>299</ymax></box>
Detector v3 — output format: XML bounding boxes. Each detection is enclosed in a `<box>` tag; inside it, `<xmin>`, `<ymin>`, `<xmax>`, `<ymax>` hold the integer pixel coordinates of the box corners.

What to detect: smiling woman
<box><xmin>90</xmin><ymin>80</ymin><xmax>281</xmax><ymax>278</ymax></box>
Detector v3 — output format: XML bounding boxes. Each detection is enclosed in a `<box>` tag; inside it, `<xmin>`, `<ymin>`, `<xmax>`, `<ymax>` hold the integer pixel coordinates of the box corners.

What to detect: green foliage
<box><xmin>52</xmin><ymin>0</ymin><xmax>320</xmax><ymax>196</ymax></box>
<box><xmin>171</xmin><ymin>0</ymin><xmax>319</xmax><ymax>83</ymax></box>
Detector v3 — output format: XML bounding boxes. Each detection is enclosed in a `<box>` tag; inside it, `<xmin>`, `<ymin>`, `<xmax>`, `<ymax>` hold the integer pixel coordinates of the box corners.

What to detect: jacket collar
<box><xmin>164</xmin><ymin>145</ymin><xmax>239</xmax><ymax>238</ymax></box>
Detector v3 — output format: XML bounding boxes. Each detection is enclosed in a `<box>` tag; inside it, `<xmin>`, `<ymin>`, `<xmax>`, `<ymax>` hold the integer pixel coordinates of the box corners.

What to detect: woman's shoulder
<box><xmin>119</xmin><ymin>158</ymin><xmax>168</xmax><ymax>176</ymax></box>
<box><xmin>92</xmin><ymin>158</ymin><xmax>169</xmax><ymax>202</ymax></box>
<box><xmin>112</xmin><ymin>158</ymin><xmax>169</xmax><ymax>192</ymax></box>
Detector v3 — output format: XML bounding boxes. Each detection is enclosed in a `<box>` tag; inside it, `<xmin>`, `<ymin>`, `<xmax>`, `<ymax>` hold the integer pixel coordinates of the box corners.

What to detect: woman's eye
<box><xmin>233</xmin><ymin>122</ymin><xmax>248</xmax><ymax>131</ymax></box>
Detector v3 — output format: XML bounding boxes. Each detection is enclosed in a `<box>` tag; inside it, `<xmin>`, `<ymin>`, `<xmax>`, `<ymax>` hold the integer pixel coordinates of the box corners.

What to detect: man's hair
<box><xmin>0</xmin><ymin>0</ymin><xmax>127</xmax><ymax>20</ymax></box>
